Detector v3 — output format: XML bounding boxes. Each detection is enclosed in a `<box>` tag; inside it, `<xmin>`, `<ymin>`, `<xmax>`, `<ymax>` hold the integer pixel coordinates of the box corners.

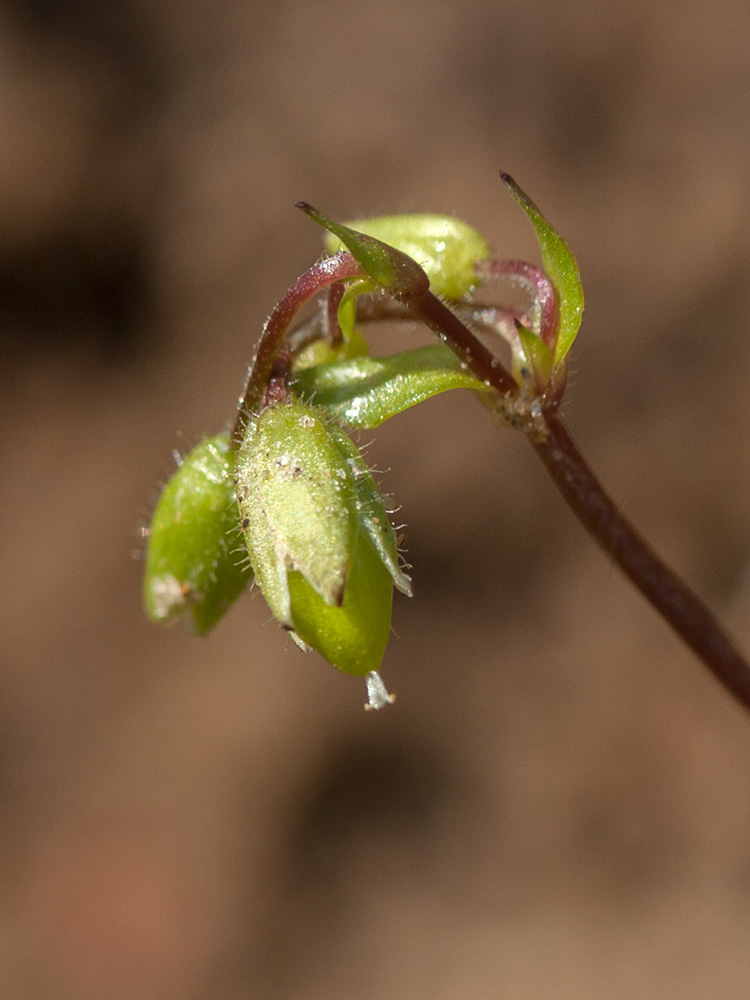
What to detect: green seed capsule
<box><xmin>287</xmin><ymin>528</ymin><xmax>394</xmax><ymax>676</ymax></box>
<box><xmin>323</xmin><ymin>214</ymin><xmax>490</xmax><ymax>300</ymax></box>
<box><xmin>235</xmin><ymin>402</ymin><xmax>411</xmax><ymax>676</ymax></box>
<box><xmin>143</xmin><ymin>434</ymin><xmax>252</xmax><ymax>635</ymax></box>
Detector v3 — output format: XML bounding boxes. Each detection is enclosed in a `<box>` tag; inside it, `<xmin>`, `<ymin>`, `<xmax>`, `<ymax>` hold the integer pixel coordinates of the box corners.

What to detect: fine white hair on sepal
<box><xmin>364</xmin><ymin>671</ymin><xmax>396</xmax><ymax>711</ymax></box>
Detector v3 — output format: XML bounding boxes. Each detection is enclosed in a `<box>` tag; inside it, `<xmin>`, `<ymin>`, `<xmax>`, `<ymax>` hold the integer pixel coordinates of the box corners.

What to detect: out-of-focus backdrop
<box><xmin>3</xmin><ymin>1</ymin><xmax>750</xmax><ymax>996</ymax></box>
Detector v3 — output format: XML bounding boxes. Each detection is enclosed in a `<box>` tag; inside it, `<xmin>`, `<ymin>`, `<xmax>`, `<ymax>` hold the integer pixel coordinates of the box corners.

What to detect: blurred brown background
<box><xmin>3</xmin><ymin>0</ymin><xmax>750</xmax><ymax>996</ymax></box>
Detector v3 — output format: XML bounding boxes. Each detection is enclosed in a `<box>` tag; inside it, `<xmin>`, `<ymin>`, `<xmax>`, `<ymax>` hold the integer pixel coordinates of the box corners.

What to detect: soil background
<box><xmin>3</xmin><ymin>1</ymin><xmax>750</xmax><ymax>997</ymax></box>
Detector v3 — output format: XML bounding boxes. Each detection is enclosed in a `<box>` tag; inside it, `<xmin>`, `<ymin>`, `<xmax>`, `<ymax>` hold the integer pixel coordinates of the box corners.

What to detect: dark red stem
<box><xmin>401</xmin><ymin>285</ymin><xmax>750</xmax><ymax>713</ymax></box>
<box><xmin>325</xmin><ymin>283</ymin><xmax>345</xmax><ymax>347</ymax></box>
<box><xmin>406</xmin><ymin>291</ymin><xmax>518</xmax><ymax>396</ymax></box>
<box><xmin>533</xmin><ymin>412</ymin><xmax>750</xmax><ymax>713</ymax></box>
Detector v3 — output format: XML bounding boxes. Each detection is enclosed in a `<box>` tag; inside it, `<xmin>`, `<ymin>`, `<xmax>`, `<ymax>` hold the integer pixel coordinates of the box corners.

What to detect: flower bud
<box><xmin>143</xmin><ymin>434</ymin><xmax>252</xmax><ymax>635</ymax></box>
<box><xmin>235</xmin><ymin>402</ymin><xmax>411</xmax><ymax>676</ymax></box>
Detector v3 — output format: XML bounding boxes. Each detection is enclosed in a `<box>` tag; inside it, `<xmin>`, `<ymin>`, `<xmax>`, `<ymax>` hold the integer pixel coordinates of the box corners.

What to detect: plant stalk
<box><xmin>533</xmin><ymin>411</ymin><xmax>750</xmax><ymax>713</ymax></box>
<box><xmin>407</xmin><ymin>291</ymin><xmax>518</xmax><ymax>395</ymax></box>
<box><xmin>398</xmin><ymin>291</ymin><xmax>750</xmax><ymax>714</ymax></box>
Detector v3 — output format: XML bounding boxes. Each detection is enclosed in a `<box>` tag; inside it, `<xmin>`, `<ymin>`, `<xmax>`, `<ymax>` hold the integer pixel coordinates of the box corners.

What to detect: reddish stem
<box><xmin>406</xmin><ymin>291</ymin><xmax>518</xmax><ymax>396</ymax></box>
<box><xmin>475</xmin><ymin>258</ymin><xmax>558</xmax><ymax>348</ymax></box>
<box><xmin>533</xmin><ymin>412</ymin><xmax>750</xmax><ymax>713</ymax></box>
<box><xmin>398</xmin><ymin>285</ymin><xmax>750</xmax><ymax>713</ymax></box>
<box><xmin>232</xmin><ymin>252</ymin><xmax>366</xmax><ymax>443</ymax></box>
<box><xmin>325</xmin><ymin>283</ymin><xmax>345</xmax><ymax>347</ymax></box>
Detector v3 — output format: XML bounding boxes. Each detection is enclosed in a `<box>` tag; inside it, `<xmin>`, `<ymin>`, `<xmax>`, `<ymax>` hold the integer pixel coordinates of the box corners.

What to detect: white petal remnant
<box><xmin>148</xmin><ymin>573</ymin><xmax>188</xmax><ymax>620</ymax></box>
<box><xmin>364</xmin><ymin>671</ymin><xmax>396</xmax><ymax>711</ymax></box>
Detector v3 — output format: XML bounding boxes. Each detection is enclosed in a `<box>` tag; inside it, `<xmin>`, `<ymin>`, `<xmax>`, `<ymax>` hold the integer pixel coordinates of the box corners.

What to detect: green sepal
<box><xmin>236</xmin><ymin>405</ymin><xmax>356</xmax><ymax>621</ymax></box>
<box><xmin>296</xmin><ymin>202</ymin><xmax>430</xmax><ymax>300</ymax></box>
<box><xmin>323</xmin><ymin>215</ymin><xmax>490</xmax><ymax>300</ymax></box>
<box><xmin>323</xmin><ymin>420</ymin><xmax>411</xmax><ymax>596</ymax></box>
<box><xmin>501</xmin><ymin>173</ymin><xmax>584</xmax><ymax>365</ymax></box>
<box><xmin>293</xmin><ymin>344</ymin><xmax>493</xmax><ymax>428</ymax></box>
<box><xmin>236</xmin><ymin>402</ymin><xmax>410</xmax><ymax>675</ymax></box>
<box><xmin>338</xmin><ymin>279</ymin><xmax>375</xmax><ymax>340</ymax></box>
<box><xmin>143</xmin><ymin>434</ymin><xmax>252</xmax><ymax>635</ymax></box>
<box><xmin>515</xmin><ymin>324</ymin><xmax>554</xmax><ymax>391</ymax></box>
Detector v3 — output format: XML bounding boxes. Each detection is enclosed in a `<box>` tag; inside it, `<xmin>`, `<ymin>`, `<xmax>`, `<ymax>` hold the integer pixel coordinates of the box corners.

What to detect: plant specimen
<box><xmin>143</xmin><ymin>173</ymin><xmax>750</xmax><ymax>713</ymax></box>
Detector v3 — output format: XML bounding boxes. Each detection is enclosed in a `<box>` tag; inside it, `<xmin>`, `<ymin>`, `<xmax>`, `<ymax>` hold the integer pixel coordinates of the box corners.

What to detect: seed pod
<box><xmin>235</xmin><ymin>402</ymin><xmax>411</xmax><ymax>676</ymax></box>
<box><xmin>143</xmin><ymin>434</ymin><xmax>252</xmax><ymax>635</ymax></box>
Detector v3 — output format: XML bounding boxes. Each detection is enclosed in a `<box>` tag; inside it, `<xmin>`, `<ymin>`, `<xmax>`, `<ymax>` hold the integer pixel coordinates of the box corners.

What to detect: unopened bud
<box><xmin>143</xmin><ymin>434</ymin><xmax>252</xmax><ymax>634</ymax></box>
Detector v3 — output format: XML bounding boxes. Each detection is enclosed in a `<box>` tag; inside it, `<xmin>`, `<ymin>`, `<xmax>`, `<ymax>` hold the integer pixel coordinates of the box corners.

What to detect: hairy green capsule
<box><xmin>143</xmin><ymin>434</ymin><xmax>252</xmax><ymax>635</ymax></box>
<box><xmin>321</xmin><ymin>213</ymin><xmax>490</xmax><ymax>300</ymax></box>
<box><xmin>235</xmin><ymin>402</ymin><xmax>411</xmax><ymax>677</ymax></box>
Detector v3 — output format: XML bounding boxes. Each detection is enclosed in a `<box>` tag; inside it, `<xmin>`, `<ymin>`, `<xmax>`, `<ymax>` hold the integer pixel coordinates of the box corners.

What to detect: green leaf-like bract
<box><xmin>515</xmin><ymin>324</ymin><xmax>554</xmax><ymax>391</ymax></box>
<box><xmin>297</xmin><ymin>203</ymin><xmax>430</xmax><ymax>299</ymax></box>
<box><xmin>501</xmin><ymin>173</ymin><xmax>584</xmax><ymax>365</ymax></box>
<box><xmin>143</xmin><ymin>434</ymin><xmax>252</xmax><ymax>635</ymax></box>
<box><xmin>294</xmin><ymin>345</ymin><xmax>492</xmax><ymax>428</ymax></box>
<box><xmin>235</xmin><ymin>402</ymin><xmax>411</xmax><ymax>676</ymax></box>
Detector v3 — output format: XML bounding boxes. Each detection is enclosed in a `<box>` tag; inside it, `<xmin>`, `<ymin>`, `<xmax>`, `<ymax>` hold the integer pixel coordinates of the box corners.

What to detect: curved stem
<box><xmin>533</xmin><ymin>412</ymin><xmax>750</xmax><ymax>714</ymax></box>
<box><xmin>392</xmin><ymin>285</ymin><xmax>750</xmax><ymax>713</ymax></box>
<box><xmin>474</xmin><ymin>258</ymin><xmax>558</xmax><ymax>348</ymax></box>
<box><xmin>232</xmin><ymin>252</ymin><xmax>366</xmax><ymax>444</ymax></box>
